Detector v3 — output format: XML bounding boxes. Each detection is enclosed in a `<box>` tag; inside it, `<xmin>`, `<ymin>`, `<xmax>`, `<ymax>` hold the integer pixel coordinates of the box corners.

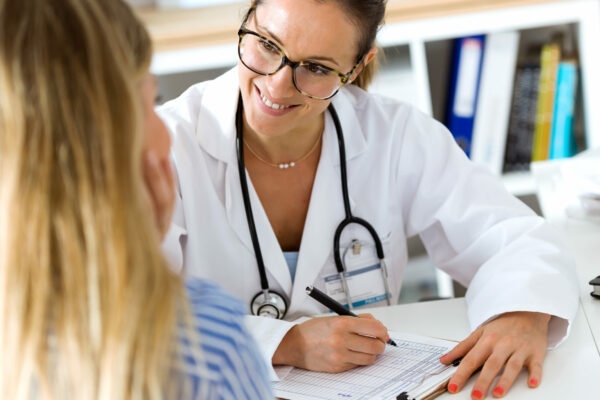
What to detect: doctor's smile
<box><xmin>254</xmin><ymin>85</ymin><xmax>298</xmax><ymax>115</ymax></box>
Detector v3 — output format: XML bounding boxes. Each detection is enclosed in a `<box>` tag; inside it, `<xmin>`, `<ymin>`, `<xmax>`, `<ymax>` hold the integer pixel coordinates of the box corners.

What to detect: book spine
<box><xmin>503</xmin><ymin>65</ymin><xmax>540</xmax><ymax>172</ymax></box>
<box><xmin>470</xmin><ymin>31</ymin><xmax>520</xmax><ymax>174</ymax></box>
<box><xmin>531</xmin><ymin>43</ymin><xmax>560</xmax><ymax>161</ymax></box>
<box><xmin>445</xmin><ymin>35</ymin><xmax>486</xmax><ymax>157</ymax></box>
<box><xmin>549</xmin><ymin>62</ymin><xmax>578</xmax><ymax>159</ymax></box>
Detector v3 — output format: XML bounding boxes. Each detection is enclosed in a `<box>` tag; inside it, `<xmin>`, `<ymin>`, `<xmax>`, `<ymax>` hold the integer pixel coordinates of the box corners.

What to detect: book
<box><xmin>549</xmin><ymin>61</ymin><xmax>578</xmax><ymax>159</ymax></box>
<box><xmin>272</xmin><ymin>332</ymin><xmax>458</xmax><ymax>400</ymax></box>
<box><xmin>531</xmin><ymin>43</ymin><xmax>561</xmax><ymax>161</ymax></box>
<box><xmin>470</xmin><ymin>31</ymin><xmax>520</xmax><ymax>174</ymax></box>
<box><xmin>445</xmin><ymin>35</ymin><xmax>486</xmax><ymax>157</ymax></box>
<box><xmin>503</xmin><ymin>64</ymin><xmax>541</xmax><ymax>172</ymax></box>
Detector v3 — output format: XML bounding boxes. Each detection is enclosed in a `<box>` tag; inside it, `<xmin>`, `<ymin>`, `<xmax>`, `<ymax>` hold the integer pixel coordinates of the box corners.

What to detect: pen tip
<box><xmin>388</xmin><ymin>339</ymin><xmax>398</xmax><ymax>347</ymax></box>
<box><xmin>305</xmin><ymin>286</ymin><xmax>313</xmax><ymax>294</ymax></box>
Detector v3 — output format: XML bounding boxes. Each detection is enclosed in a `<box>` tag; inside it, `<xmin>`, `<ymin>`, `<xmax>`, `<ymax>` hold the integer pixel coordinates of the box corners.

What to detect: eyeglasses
<box><xmin>237</xmin><ymin>23</ymin><xmax>363</xmax><ymax>100</ymax></box>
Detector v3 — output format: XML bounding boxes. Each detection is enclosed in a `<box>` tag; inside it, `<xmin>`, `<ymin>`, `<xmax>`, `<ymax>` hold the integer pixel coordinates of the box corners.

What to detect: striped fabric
<box><xmin>171</xmin><ymin>278</ymin><xmax>273</xmax><ymax>400</ymax></box>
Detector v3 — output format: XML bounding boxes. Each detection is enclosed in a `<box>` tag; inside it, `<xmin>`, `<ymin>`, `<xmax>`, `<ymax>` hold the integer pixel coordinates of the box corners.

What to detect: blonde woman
<box><xmin>0</xmin><ymin>0</ymin><xmax>272</xmax><ymax>399</ymax></box>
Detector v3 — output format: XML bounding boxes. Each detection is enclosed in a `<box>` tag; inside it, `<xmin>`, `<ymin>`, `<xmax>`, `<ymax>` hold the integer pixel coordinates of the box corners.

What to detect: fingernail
<box><xmin>386</xmin><ymin>334</ymin><xmax>390</xmax><ymax>342</ymax></box>
<box><xmin>529</xmin><ymin>378</ymin><xmax>538</xmax><ymax>387</ymax></box>
<box><xmin>448</xmin><ymin>383</ymin><xmax>457</xmax><ymax>393</ymax></box>
<box><xmin>440</xmin><ymin>353</ymin><xmax>447</xmax><ymax>360</ymax></box>
<box><xmin>471</xmin><ymin>389</ymin><xmax>482</xmax><ymax>399</ymax></box>
<box><xmin>493</xmin><ymin>387</ymin><xmax>504</xmax><ymax>396</ymax></box>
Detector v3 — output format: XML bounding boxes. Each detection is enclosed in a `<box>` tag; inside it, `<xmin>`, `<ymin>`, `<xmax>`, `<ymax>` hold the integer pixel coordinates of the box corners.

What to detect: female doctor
<box><xmin>156</xmin><ymin>0</ymin><xmax>578</xmax><ymax>398</ymax></box>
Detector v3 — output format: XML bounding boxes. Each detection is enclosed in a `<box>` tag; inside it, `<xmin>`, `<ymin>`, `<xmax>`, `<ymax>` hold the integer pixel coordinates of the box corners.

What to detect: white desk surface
<box><xmin>363</xmin><ymin>298</ymin><xmax>600</xmax><ymax>399</ymax></box>
<box><xmin>550</xmin><ymin>217</ymin><xmax>600</xmax><ymax>355</ymax></box>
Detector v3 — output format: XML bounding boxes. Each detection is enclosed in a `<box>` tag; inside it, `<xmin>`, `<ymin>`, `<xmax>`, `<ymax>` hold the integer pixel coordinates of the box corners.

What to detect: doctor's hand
<box><xmin>272</xmin><ymin>314</ymin><xmax>388</xmax><ymax>373</ymax></box>
<box><xmin>143</xmin><ymin>151</ymin><xmax>175</xmax><ymax>240</ymax></box>
<box><xmin>440</xmin><ymin>311</ymin><xmax>551</xmax><ymax>399</ymax></box>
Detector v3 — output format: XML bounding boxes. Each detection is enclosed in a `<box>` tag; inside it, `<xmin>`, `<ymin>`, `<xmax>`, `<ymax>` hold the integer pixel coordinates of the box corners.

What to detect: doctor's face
<box><xmin>238</xmin><ymin>0</ymin><xmax>361</xmax><ymax>138</ymax></box>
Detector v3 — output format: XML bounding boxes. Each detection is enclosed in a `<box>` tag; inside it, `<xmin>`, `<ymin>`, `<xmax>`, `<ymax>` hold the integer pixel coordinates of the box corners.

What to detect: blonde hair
<box><xmin>0</xmin><ymin>1</ymin><xmax>183</xmax><ymax>399</ymax></box>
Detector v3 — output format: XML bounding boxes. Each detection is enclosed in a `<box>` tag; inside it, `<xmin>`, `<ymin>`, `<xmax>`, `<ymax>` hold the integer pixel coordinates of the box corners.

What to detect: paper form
<box><xmin>273</xmin><ymin>332</ymin><xmax>458</xmax><ymax>400</ymax></box>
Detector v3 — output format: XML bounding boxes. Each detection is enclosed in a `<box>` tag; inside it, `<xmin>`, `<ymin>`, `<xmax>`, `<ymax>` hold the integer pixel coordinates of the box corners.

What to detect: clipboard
<box><xmin>396</xmin><ymin>377</ymin><xmax>450</xmax><ymax>400</ymax></box>
<box><xmin>273</xmin><ymin>332</ymin><xmax>459</xmax><ymax>400</ymax></box>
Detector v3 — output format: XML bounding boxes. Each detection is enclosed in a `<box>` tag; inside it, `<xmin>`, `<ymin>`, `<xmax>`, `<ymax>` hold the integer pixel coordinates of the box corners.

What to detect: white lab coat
<box><xmin>159</xmin><ymin>68</ymin><xmax>578</xmax><ymax>379</ymax></box>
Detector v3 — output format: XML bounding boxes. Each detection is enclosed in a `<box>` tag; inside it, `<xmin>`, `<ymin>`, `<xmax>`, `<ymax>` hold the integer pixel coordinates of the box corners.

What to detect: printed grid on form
<box><xmin>273</xmin><ymin>338</ymin><xmax>453</xmax><ymax>400</ymax></box>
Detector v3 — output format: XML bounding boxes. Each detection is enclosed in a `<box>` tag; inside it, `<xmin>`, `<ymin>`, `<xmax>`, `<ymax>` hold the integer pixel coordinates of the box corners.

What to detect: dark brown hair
<box><xmin>249</xmin><ymin>0</ymin><xmax>386</xmax><ymax>90</ymax></box>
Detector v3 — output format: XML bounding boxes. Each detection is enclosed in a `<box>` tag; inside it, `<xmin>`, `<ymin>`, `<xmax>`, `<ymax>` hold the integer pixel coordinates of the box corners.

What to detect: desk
<box><xmin>362</xmin><ymin>298</ymin><xmax>600</xmax><ymax>399</ymax></box>
<box><xmin>548</xmin><ymin>218</ymin><xmax>600</xmax><ymax>355</ymax></box>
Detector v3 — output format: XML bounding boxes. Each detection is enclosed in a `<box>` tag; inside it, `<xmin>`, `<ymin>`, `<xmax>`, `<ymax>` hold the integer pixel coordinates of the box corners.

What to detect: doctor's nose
<box><xmin>265</xmin><ymin>65</ymin><xmax>296</xmax><ymax>99</ymax></box>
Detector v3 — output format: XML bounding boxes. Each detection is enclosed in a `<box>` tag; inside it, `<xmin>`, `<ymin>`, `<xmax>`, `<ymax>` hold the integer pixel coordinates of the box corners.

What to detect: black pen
<box><xmin>306</xmin><ymin>285</ymin><xmax>397</xmax><ymax>346</ymax></box>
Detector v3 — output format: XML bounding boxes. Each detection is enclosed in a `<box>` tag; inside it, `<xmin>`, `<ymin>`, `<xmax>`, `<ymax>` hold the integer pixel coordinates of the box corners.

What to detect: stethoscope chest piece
<box><xmin>251</xmin><ymin>290</ymin><xmax>288</xmax><ymax>319</ymax></box>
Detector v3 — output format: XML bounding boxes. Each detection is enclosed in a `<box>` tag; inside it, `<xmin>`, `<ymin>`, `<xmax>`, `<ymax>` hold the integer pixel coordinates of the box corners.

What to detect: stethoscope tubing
<box><xmin>236</xmin><ymin>96</ymin><xmax>271</xmax><ymax>292</ymax></box>
<box><xmin>328</xmin><ymin>105</ymin><xmax>385</xmax><ymax>274</ymax></box>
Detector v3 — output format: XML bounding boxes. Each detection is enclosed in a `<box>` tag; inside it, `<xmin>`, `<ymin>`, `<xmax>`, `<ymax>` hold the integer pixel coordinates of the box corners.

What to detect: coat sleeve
<box><xmin>243</xmin><ymin>315</ymin><xmax>301</xmax><ymax>381</ymax></box>
<box><xmin>393</xmin><ymin>106</ymin><xmax>579</xmax><ymax>348</ymax></box>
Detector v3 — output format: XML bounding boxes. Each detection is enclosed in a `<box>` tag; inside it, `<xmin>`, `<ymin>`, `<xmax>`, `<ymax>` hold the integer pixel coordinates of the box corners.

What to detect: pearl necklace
<box><xmin>244</xmin><ymin>133</ymin><xmax>322</xmax><ymax>169</ymax></box>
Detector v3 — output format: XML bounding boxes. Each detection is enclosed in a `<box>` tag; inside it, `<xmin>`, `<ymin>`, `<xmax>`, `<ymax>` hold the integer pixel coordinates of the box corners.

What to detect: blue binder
<box><xmin>445</xmin><ymin>35</ymin><xmax>486</xmax><ymax>157</ymax></box>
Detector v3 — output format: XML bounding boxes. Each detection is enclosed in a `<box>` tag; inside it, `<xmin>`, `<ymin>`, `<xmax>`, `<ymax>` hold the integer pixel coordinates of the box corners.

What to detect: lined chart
<box><xmin>273</xmin><ymin>332</ymin><xmax>456</xmax><ymax>400</ymax></box>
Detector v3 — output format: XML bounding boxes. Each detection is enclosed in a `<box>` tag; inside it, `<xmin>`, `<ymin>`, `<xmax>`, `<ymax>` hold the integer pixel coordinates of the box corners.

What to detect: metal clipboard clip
<box><xmin>590</xmin><ymin>275</ymin><xmax>600</xmax><ymax>299</ymax></box>
<box><xmin>395</xmin><ymin>358</ymin><xmax>462</xmax><ymax>400</ymax></box>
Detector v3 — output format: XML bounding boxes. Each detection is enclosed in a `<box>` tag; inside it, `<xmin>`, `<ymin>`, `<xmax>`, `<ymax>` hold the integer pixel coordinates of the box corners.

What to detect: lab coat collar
<box><xmin>195</xmin><ymin>67</ymin><xmax>240</xmax><ymax>165</ymax></box>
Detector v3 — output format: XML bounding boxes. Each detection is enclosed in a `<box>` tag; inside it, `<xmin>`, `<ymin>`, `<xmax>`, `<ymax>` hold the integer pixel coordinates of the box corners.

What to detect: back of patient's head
<box><xmin>0</xmin><ymin>1</ymin><xmax>182</xmax><ymax>399</ymax></box>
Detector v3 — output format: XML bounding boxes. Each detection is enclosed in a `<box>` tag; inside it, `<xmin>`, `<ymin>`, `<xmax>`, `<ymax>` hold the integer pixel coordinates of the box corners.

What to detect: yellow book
<box><xmin>531</xmin><ymin>43</ymin><xmax>560</xmax><ymax>161</ymax></box>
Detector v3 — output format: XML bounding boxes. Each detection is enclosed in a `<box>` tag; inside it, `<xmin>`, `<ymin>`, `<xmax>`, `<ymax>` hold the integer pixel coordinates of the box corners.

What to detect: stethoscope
<box><xmin>236</xmin><ymin>95</ymin><xmax>392</xmax><ymax>319</ymax></box>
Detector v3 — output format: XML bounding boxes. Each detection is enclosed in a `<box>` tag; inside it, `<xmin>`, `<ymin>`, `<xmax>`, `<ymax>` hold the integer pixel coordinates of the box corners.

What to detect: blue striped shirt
<box><xmin>171</xmin><ymin>279</ymin><xmax>273</xmax><ymax>399</ymax></box>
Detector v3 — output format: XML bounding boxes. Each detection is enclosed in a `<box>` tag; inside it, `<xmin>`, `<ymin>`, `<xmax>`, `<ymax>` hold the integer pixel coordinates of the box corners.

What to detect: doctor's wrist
<box><xmin>271</xmin><ymin>325</ymin><xmax>302</xmax><ymax>367</ymax></box>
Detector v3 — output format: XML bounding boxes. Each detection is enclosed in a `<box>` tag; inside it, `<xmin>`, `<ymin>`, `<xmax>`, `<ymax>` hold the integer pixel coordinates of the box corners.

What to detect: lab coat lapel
<box><xmin>224</xmin><ymin>163</ymin><xmax>293</xmax><ymax>295</ymax></box>
<box><xmin>289</xmin><ymin>90</ymin><xmax>366</xmax><ymax>312</ymax></box>
<box><xmin>196</xmin><ymin>68</ymin><xmax>292</xmax><ymax>295</ymax></box>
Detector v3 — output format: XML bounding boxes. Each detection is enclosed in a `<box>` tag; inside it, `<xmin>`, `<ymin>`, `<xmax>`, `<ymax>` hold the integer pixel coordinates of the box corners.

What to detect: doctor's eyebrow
<box><xmin>256</xmin><ymin>24</ymin><xmax>341</xmax><ymax>67</ymax></box>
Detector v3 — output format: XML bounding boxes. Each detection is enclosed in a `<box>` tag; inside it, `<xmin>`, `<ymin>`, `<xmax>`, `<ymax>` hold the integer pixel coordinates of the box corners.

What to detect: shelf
<box><xmin>502</xmin><ymin>171</ymin><xmax>537</xmax><ymax>197</ymax></box>
<box><xmin>137</xmin><ymin>0</ymin><xmax>565</xmax><ymax>53</ymax></box>
<box><xmin>137</xmin><ymin>0</ymin><xmax>558</xmax><ymax>52</ymax></box>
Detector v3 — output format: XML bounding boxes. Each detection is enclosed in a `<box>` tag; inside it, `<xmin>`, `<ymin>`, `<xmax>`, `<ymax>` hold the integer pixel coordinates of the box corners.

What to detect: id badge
<box><xmin>323</xmin><ymin>263</ymin><xmax>388</xmax><ymax>309</ymax></box>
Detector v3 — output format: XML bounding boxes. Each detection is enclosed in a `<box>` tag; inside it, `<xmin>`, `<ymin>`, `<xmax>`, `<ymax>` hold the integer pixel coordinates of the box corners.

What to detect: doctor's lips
<box><xmin>254</xmin><ymin>86</ymin><xmax>299</xmax><ymax>112</ymax></box>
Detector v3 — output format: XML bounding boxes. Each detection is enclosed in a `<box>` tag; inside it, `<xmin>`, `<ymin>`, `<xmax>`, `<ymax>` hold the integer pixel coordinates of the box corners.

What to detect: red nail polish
<box><xmin>493</xmin><ymin>387</ymin><xmax>504</xmax><ymax>396</ymax></box>
<box><xmin>529</xmin><ymin>378</ymin><xmax>538</xmax><ymax>386</ymax></box>
<box><xmin>448</xmin><ymin>383</ymin><xmax>457</xmax><ymax>393</ymax></box>
<box><xmin>472</xmin><ymin>389</ymin><xmax>482</xmax><ymax>399</ymax></box>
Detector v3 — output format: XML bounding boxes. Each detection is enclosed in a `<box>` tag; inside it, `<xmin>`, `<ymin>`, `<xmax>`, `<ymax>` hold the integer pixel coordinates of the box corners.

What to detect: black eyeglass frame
<box><xmin>237</xmin><ymin>11</ymin><xmax>365</xmax><ymax>100</ymax></box>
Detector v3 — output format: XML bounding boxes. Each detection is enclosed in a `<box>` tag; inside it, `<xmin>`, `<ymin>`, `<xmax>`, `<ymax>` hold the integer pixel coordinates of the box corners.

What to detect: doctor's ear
<box><xmin>348</xmin><ymin>47</ymin><xmax>379</xmax><ymax>88</ymax></box>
